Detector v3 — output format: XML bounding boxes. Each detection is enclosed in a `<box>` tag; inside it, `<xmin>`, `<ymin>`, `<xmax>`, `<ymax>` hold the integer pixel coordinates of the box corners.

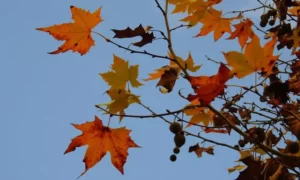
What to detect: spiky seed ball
<box><xmin>260</xmin><ymin>20</ymin><xmax>267</xmax><ymax>27</ymax></box>
<box><xmin>269</xmin><ymin>19</ymin><xmax>275</xmax><ymax>26</ymax></box>
<box><xmin>170</xmin><ymin>154</ymin><xmax>177</xmax><ymax>162</ymax></box>
<box><xmin>169</xmin><ymin>122</ymin><xmax>182</xmax><ymax>134</ymax></box>
<box><xmin>173</xmin><ymin>147</ymin><xmax>180</xmax><ymax>154</ymax></box>
<box><xmin>174</xmin><ymin>134</ymin><xmax>186</xmax><ymax>147</ymax></box>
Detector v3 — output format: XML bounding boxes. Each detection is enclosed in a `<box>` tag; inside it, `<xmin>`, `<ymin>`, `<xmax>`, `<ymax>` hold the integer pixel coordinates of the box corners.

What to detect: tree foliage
<box><xmin>37</xmin><ymin>0</ymin><xmax>300</xmax><ymax>179</ymax></box>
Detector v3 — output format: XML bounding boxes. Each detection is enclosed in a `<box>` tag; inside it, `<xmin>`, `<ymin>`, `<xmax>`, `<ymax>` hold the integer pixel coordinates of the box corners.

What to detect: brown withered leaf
<box><xmin>263</xmin><ymin>75</ymin><xmax>289</xmax><ymax>105</ymax></box>
<box><xmin>265</xmin><ymin>129</ymin><xmax>282</xmax><ymax>147</ymax></box>
<box><xmin>156</xmin><ymin>65</ymin><xmax>180</xmax><ymax>93</ymax></box>
<box><xmin>236</xmin><ymin>151</ymin><xmax>264</xmax><ymax>180</ymax></box>
<box><xmin>246</xmin><ymin>127</ymin><xmax>266</xmax><ymax>143</ymax></box>
<box><xmin>188</xmin><ymin>143</ymin><xmax>214</xmax><ymax>158</ymax></box>
<box><xmin>276</xmin><ymin>156</ymin><xmax>300</xmax><ymax>168</ymax></box>
<box><xmin>288</xmin><ymin>60</ymin><xmax>300</xmax><ymax>95</ymax></box>
<box><xmin>111</xmin><ymin>24</ymin><xmax>155</xmax><ymax>47</ymax></box>
<box><xmin>275</xmin><ymin>0</ymin><xmax>288</xmax><ymax>20</ymax></box>
<box><xmin>209</xmin><ymin>112</ymin><xmax>240</xmax><ymax>134</ymax></box>
<box><xmin>262</xmin><ymin>159</ymin><xmax>296</xmax><ymax>180</ymax></box>
<box><xmin>238</xmin><ymin>108</ymin><xmax>251</xmax><ymax>121</ymax></box>
<box><xmin>282</xmin><ymin>103</ymin><xmax>300</xmax><ymax>140</ymax></box>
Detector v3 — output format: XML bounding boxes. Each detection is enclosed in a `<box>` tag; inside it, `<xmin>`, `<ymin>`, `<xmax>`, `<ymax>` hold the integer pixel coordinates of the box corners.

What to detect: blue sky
<box><xmin>1</xmin><ymin>0</ymin><xmax>281</xmax><ymax>180</ymax></box>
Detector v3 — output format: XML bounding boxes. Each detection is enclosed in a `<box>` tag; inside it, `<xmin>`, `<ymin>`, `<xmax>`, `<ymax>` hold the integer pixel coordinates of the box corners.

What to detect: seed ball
<box><xmin>173</xmin><ymin>147</ymin><xmax>180</xmax><ymax>154</ymax></box>
<box><xmin>170</xmin><ymin>154</ymin><xmax>177</xmax><ymax>162</ymax></box>
<box><xmin>169</xmin><ymin>122</ymin><xmax>182</xmax><ymax>134</ymax></box>
<box><xmin>174</xmin><ymin>133</ymin><xmax>186</xmax><ymax>147</ymax></box>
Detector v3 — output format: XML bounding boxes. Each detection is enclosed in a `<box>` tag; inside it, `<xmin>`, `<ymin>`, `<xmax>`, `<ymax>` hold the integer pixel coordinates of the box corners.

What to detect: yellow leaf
<box><xmin>227</xmin><ymin>165</ymin><xmax>246</xmax><ymax>174</ymax></box>
<box><xmin>99</xmin><ymin>89</ymin><xmax>140</xmax><ymax>121</ymax></box>
<box><xmin>100</xmin><ymin>55</ymin><xmax>143</xmax><ymax>89</ymax></box>
<box><xmin>184</xmin><ymin>100</ymin><xmax>213</xmax><ymax>127</ymax></box>
<box><xmin>250</xmin><ymin>145</ymin><xmax>267</xmax><ymax>155</ymax></box>
<box><xmin>236</xmin><ymin>150</ymin><xmax>252</xmax><ymax>162</ymax></box>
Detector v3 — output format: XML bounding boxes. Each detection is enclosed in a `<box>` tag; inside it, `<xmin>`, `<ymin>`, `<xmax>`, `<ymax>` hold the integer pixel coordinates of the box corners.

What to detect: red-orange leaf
<box><xmin>64</xmin><ymin>116</ymin><xmax>139</xmax><ymax>177</ymax></box>
<box><xmin>36</xmin><ymin>6</ymin><xmax>103</xmax><ymax>55</ymax></box>
<box><xmin>187</xmin><ymin>63</ymin><xmax>232</xmax><ymax>104</ymax></box>
<box><xmin>227</xmin><ymin>18</ymin><xmax>255</xmax><ymax>48</ymax></box>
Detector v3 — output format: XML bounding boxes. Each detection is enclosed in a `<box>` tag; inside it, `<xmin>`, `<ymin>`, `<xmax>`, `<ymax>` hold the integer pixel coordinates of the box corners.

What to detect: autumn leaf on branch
<box><xmin>144</xmin><ymin>52</ymin><xmax>200</xmax><ymax>93</ymax></box>
<box><xmin>184</xmin><ymin>99</ymin><xmax>214</xmax><ymax>127</ymax></box>
<box><xmin>98</xmin><ymin>89</ymin><xmax>140</xmax><ymax>121</ymax></box>
<box><xmin>168</xmin><ymin>52</ymin><xmax>201</xmax><ymax>73</ymax></box>
<box><xmin>227</xmin><ymin>165</ymin><xmax>246</xmax><ymax>174</ymax></box>
<box><xmin>100</xmin><ymin>55</ymin><xmax>143</xmax><ymax>90</ymax></box>
<box><xmin>175</xmin><ymin>1</ymin><xmax>221</xmax><ymax>26</ymax></box>
<box><xmin>188</xmin><ymin>143</ymin><xmax>214</xmax><ymax>158</ymax></box>
<box><xmin>288</xmin><ymin>60</ymin><xmax>300</xmax><ymax>95</ymax></box>
<box><xmin>169</xmin><ymin>0</ymin><xmax>221</xmax><ymax>15</ymax></box>
<box><xmin>194</xmin><ymin>8</ymin><xmax>242</xmax><ymax>41</ymax></box>
<box><xmin>64</xmin><ymin>116</ymin><xmax>139</xmax><ymax>177</ymax></box>
<box><xmin>111</xmin><ymin>24</ymin><xmax>155</xmax><ymax>47</ymax></box>
<box><xmin>227</xmin><ymin>18</ymin><xmax>255</xmax><ymax>48</ymax></box>
<box><xmin>223</xmin><ymin>35</ymin><xmax>279</xmax><ymax>78</ymax></box>
<box><xmin>36</xmin><ymin>6</ymin><xmax>103</xmax><ymax>55</ymax></box>
<box><xmin>186</xmin><ymin>63</ymin><xmax>232</xmax><ymax>104</ymax></box>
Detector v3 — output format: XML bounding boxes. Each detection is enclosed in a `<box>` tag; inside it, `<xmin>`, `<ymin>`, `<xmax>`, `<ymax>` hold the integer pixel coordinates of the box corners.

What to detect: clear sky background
<box><xmin>1</xmin><ymin>0</ymin><xmax>280</xmax><ymax>180</ymax></box>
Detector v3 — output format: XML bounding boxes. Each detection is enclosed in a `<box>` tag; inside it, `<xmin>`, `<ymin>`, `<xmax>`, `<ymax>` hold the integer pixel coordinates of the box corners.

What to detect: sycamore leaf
<box><xmin>143</xmin><ymin>66</ymin><xmax>167</xmax><ymax>81</ymax></box>
<box><xmin>99</xmin><ymin>89</ymin><xmax>140</xmax><ymax>121</ymax></box>
<box><xmin>36</xmin><ymin>6</ymin><xmax>103</xmax><ymax>55</ymax></box>
<box><xmin>187</xmin><ymin>63</ymin><xmax>232</xmax><ymax>104</ymax></box>
<box><xmin>156</xmin><ymin>65</ymin><xmax>180</xmax><ymax>93</ymax></box>
<box><xmin>168</xmin><ymin>52</ymin><xmax>201</xmax><ymax>73</ymax></box>
<box><xmin>168</xmin><ymin>0</ymin><xmax>221</xmax><ymax>14</ymax></box>
<box><xmin>143</xmin><ymin>52</ymin><xmax>201</xmax><ymax>92</ymax></box>
<box><xmin>250</xmin><ymin>145</ymin><xmax>267</xmax><ymax>155</ymax></box>
<box><xmin>111</xmin><ymin>24</ymin><xmax>155</xmax><ymax>47</ymax></box>
<box><xmin>228</xmin><ymin>165</ymin><xmax>246</xmax><ymax>174</ymax></box>
<box><xmin>223</xmin><ymin>35</ymin><xmax>279</xmax><ymax>78</ymax></box>
<box><xmin>236</xmin><ymin>150</ymin><xmax>252</xmax><ymax>162</ymax></box>
<box><xmin>288</xmin><ymin>6</ymin><xmax>300</xmax><ymax>16</ymax></box>
<box><xmin>288</xmin><ymin>60</ymin><xmax>300</xmax><ymax>95</ymax></box>
<box><xmin>64</xmin><ymin>116</ymin><xmax>139</xmax><ymax>177</ymax></box>
<box><xmin>227</xmin><ymin>18</ymin><xmax>255</xmax><ymax>48</ymax></box>
<box><xmin>184</xmin><ymin>100</ymin><xmax>214</xmax><ymax>127</ymax></box>
<box><xmin>143</xmin><ymin>65</ymin><xmax>180</xmax><ymax>93</ymax></box>
<box><xmin>195</xmin><ymin>8</ymin><xmax>242</xmax><ymax>41</ymax></box>
<box><xmin>100</xmin><ymin>55</ymin><xmax>143</xmax><ymax>90</ymax></box>
<box><xmin>188</xmin><ymin>143</ymin><xmax>214</xmax><ymax>158</ymax></box>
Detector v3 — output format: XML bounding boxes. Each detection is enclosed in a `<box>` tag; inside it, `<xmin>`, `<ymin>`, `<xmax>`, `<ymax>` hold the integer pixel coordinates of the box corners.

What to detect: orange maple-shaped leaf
<box><xmin>187</xmin><ymin>63</ymin><xmax>232</xmax><ymax>104</ymax></box>
<box><xmin>36</xmin><ymin>6</ymin><xmax>103</xmax><ymax>55</ymax></box>
<box><xmin>184</xmin><ymin>99</ymin><xmax>214</xmax><ymax>127</ymax></box>
<box><xmin>288</xmin><ymin>6</ymin><xmax>300</xmax><ymax>16</ymax></box>
<box><xmin>223</xmin><ymin>35</ymin><xmax>279</xmax><ymax>78</ymax></box>
<box><xmin>227</xmin><ymin>18</ymin><xmax>255</xmax><ymax>48</ymax></box>
<box><xmin>64</xmin><ymin>116</ymin><xmax>139</xmax><ymax>177</ymax></box>
<box><xmin>195</xmin><ymin>8</ymin><xmax>240</xmax><ymax>41</ymax></box>
<box><xmin>168</xmin><ymin>0</ymin><xmax>221</xmax><ymax>14</ymax></box>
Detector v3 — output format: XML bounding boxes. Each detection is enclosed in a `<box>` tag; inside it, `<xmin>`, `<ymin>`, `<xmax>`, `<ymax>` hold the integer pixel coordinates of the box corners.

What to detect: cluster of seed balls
<box><xmin>169</xmin><ymin>122</ymin><xmax>186</xmax><ymax>162</ymax></box>
<box><xmin>260</xmin><ymin>9</ymin><xmax>277</xmax><ymax>27</ymax></box>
